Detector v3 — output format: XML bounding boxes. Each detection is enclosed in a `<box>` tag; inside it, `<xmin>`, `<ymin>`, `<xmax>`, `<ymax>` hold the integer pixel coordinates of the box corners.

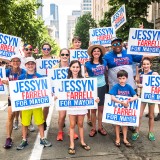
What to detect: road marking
<box><xmin>28</xmin><ymin>105</ymin><xmax>54</xmax><ymax>160</ymax></box>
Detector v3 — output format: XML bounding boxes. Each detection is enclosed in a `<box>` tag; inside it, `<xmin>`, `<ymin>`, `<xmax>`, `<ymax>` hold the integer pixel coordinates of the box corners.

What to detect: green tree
<box><xmin>74</xmin><ymin>13</ymin><xmax>97</xmax><ymax>49</ymax></box>
<box><xmin>99</xmin><ymin>0</ymin><xmax>160</xmax><ymax>41</ymax></box>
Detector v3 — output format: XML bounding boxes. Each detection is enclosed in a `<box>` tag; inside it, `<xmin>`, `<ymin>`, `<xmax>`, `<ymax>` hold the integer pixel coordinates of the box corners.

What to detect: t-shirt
<box><xmin>18</xmin><ymin>73</ymin><xmax>42</xmax><ymax>80</ymax></box>
<box><xmin>103</xmin><ymin>49</ymin><xmax>143</xmax><ymax>89</ymax></box>
<box><xmin>6</xmin><ymin>68</ymin><xmax>26</xmax><ymax>81</ymax></box>
<box><xmin>85</xmin><ymin>60</ymin><xmax>107</xmax><ymax>87</ymax></box>
<box><xmin>109</xmin><ymin>83</ymin><xmax>136</xmax><ymax>97</ymax></box>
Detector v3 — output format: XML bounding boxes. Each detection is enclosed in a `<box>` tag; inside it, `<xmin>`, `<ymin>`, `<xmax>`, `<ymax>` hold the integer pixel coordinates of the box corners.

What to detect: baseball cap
<box><xmin>24</xmin><ymin>44</ymin><xmax>33</xmax><ymax>48</ymax></box>
<box><xmin>25</xmin><ymin>57</ymin><xmax>36</xmax><ymax>64</ymax></box>
<box><xmin>10</xmin><ymin>55</ymin><xmax>21</xmax><ymax>61</ymax></box>
<box><xmin>111</xmin><ymin>37</ymin><xmax>122</xmax><ymax>44</ymax></box>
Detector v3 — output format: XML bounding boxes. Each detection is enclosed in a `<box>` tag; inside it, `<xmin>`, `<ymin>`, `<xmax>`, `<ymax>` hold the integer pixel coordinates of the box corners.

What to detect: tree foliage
<box><xmin>0</xmin><ymin>0</ymin><xmax>59</xmax><ymax>55</ymax></box>
<box><xmin>74</xmin><ymin>13</ymin><xmax>97</xmax><ymax>49</ymax></box>
<box><xmin>99</xmin><ymin>0</ymin><xmax>160</xmax><ymax>41</ymax></box>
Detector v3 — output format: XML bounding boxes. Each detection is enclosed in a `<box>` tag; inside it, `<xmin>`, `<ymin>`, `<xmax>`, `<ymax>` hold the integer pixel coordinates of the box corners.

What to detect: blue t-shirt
<box><xmin>85</xmin><ymin>60</ymin><xmax>107</xmax><ymax>87</ymax></box>
<box><xmin>6</xmin><ymin>68</ymin><xmax>26</xmax><ymax>81</ymax></box>
<box><xmin>103</xmin><ymin>49</ymin><xmax>142</xmax><ymax>69</ymax></box>
<box><xmin>18</xmin><ymin>73</ymin><xmax>42</xmax><ymax>80</ymax></box>
<box><xmin>109</xmin><ymin>83</ymin><xmax>136</xmax><ymax>97</ymax></box>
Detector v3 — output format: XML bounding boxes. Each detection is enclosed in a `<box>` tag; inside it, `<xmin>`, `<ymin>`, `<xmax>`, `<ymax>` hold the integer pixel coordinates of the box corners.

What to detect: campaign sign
<box><xmin>36</xmin><ymin>59</ymin><xmax>59</xmax><ymax>76</ymax></box>
<box><xmin>0</xmin><ymin>33</ymin><xmax>21</xmax><ymax>60</ymax></box>
<box><xmin>55</xmin><ymin>78</ymin><xmax>98</xmax><ymax>110</ymax></box>
<box><xmin>102</xmin><ymin>94</ymin><xmax>141</xmax><ymax>126</ymax></box>
<box><xmin>0</xmin><ymin>67</ymin><xmax>8</xmax><ymax>94</ymax></box>
<box><xmin>47</xmin><ymin>67</ymin><xmax>69</xmax><ymax>94</ymax></box>
<box><xmin>141</xmin><ymin>75</ymin><xmax>160</xmax><ymax>104</ymax></box>
<box><xmin>128</xmin><ymin>28</ymin><xmax>160</xmax><ymax>56</ymax></box>
<box><xmin>111</xmin><ymin>4</ymin><xmax>127</xmax><ymax>31</ymax></box>
<box><xmin>70</xmin><ymin>49</ymin><xmax>90</xmax><ymax>65</ymax></box>
<box><xmin>89</xmin><ymin>27</ymin><xmax>116</xmax><ymax>46</ymax></box>
<box><xmin>9</xmin><ymin>77</ymin><xmax>52</xmax><ymax>111</ymax></box>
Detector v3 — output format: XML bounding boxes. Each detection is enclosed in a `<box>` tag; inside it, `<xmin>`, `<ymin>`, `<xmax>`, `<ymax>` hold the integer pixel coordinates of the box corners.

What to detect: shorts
<box><xmin>21</xmin><ymin>108</ymin><xmax>44</xmax><ymax>126</ymax></box>
<box><xmin>98</xmin><ymin>85</ymin><xmax>106</xmax><ymax>106</ymax></box>
<box><xmin>141</xmin><ymin>102</ymin><xmax>155</xmax><ymax>106</ymax></box>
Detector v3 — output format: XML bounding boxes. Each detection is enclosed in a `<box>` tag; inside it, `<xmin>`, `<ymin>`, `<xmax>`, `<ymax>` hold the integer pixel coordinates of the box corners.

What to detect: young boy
<box><xmin>16</xmin><ymin>57</ymin><xmax>52</xmax><ymax>150</ymax></box>
<box><xmin>109</xmin><ymin>70</ymin><xmax>138</xmax><ymax>147</ymax></box>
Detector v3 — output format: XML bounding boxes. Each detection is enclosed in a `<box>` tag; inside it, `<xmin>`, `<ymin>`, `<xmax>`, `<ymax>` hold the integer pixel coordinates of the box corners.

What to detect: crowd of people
<box><xmin>1</xmin><ymin>36</ymin><xmax>160</xmax><ymax>155</ymax></box>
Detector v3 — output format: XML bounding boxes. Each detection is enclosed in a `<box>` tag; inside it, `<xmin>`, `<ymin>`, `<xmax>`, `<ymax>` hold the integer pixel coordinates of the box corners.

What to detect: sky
<box><xmin>43</xmin><ymin>0</ymin><xmax>81</xmax><ymax>48</ymax></box>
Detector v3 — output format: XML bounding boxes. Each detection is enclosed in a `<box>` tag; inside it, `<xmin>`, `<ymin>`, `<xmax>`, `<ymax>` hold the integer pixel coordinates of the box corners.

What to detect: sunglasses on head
<box><xmin>43</xmin><ymin>48</ymin><xmax>51</xmax><ymax>51</ymax></box>
<box><xmin>25</xmin><ymin>48</ymin><xmax>32</xmax><ymax>51</ymax></box>
<box><xmin>61</xmin><ymin>53</ymin><xmax>69</xmax><ymax>57</ymax></box>
<box><xmin>112</xmin><ymin>42</ymin><xmax>121</xmax><ymax>47</ymax></box>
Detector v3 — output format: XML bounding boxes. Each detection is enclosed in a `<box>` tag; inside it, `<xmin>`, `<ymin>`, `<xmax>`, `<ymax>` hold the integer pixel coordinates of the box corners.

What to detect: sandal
<box><xmin>123</xmin><ymin>142</ymin><xmax>132</xmax><ymax>147</ymax></box>
<box><xmin>81</xmin><ymin>144</ymin><xmax>91</xmax><ymax>151</ymax></box>
<box><xmin>98</xmin><ymin>128</ymin><xmax>107</xmax><ymax>136</ymax></box>
<box><xmin>115</xmin><ymin>141</ymin><xmax>121</xmax><ymax>147</ymax></box>
<box><xmin>89</xmin><ymin>129</ymin><xmax>97</xmax><ymax>137</ymax></box>
<box><xmin>68</xmin><ymin>147</ymin><xmax>75</xmax><ymax>155</ymax></box>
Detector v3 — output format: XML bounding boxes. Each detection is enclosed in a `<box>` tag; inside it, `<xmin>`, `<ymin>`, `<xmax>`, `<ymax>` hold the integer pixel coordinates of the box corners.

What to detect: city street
<box><xmin>0</xmin><ymin>96</ymin><xmax>160</xmax><ymax>160</ymax></box>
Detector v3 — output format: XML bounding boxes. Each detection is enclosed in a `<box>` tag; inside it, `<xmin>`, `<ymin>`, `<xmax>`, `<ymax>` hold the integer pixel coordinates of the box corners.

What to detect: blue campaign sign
<box><xmin>89</xmin><ymin>27</ymin><xmax>116</xmax><ymax>46</ymax></box>
<box><xmin>102</xmin><ymin>94</ymin><xmax>141</xmax><ymax>126</ymax></box>
<box><xmin>54</xmin><ymin>78</ymin><xmax>98</xmax><ymax>110</ymax></box>
<box><xmin>9</xmin><ymin>77</ymin><xmax>52</xmax><ymax>111</ymax></box>
<box><xmin>141</xmin><ymin>75</ymin><xmax>160</xmax><ymax>104</ymax></box>
<box><xmin>0</xmin><ymin>33</ymin><xmax>21</xmax><ymax>60</ymax></box>
<box><xmin>111</xmin><ymin>5</ymin><xmax>127</xmax><ymax>31</ymax></box>
<box><xmin>0</xmin><ymin>67</ymin><xmax>8</xmax><ymax>94</ymax></box>
<box><xmin>48</xmin><ymin>67</ymin><xmax>69</xmax><ymax>94</ymax></box>
<box><xmin>36</xmin><ymin>59</ymin><xmax>59</xmax><ymax>76</ymax></box>
<box><xmin>128</xmin><ymin>28</ymin><xmax>160</xmax><ymax>56</ymax></box>
<box><xmin>70</xmin><ymin>49</ymin><xmax>90</xmax><ymax>65</ymax></box>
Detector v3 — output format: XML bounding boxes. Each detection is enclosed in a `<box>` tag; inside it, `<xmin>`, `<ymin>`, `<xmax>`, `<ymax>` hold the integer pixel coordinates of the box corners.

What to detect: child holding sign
<box><xmin>132</xmin><ymin>57</ymin><xmax>158</xmax><ymax>141</ymax></box>
<box><xmin>16</xmin><ymin>57</ymin><xmax>52</xmax><ymax>150</ymax></box>
<box><xmin>109</xmin><ymin>70</ymin><xmax>138</xmax><ymax>147</ymax></box>
<box><xmin>66</xmin><ymin>60</ymin><xmax>99</xmax><ymax>155</ymax></box>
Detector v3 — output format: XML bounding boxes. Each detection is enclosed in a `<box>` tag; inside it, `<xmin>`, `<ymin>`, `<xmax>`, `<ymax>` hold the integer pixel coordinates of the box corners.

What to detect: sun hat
<box><xmin>111</xmin><ymin>37</ymin><xmax>122</xmax><ymax>44</ymax></box>
<box><xmin>10</xmin><ymin>55</ymin><xmax>21</xmax><ymax>61</ymax></box>
<box><xmin>25</xmin><ymin>57</ymin><xmax>36</xmax><ymax>64</ymax></box>
<box><xmin>87</xmin><ymin>45</ymin><xmax>106</xmax><ymax>57</ymax></box>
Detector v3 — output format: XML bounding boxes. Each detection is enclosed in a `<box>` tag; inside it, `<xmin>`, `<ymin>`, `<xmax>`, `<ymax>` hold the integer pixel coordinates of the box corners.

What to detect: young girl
<box><xmin>132</xmin><ymin>57</ymin><xmax>159</xmax><ymax>141</ymax></box>
<box><xmin>67</xmin><ymin>60</ymin><xmax>99</xmax><ymax>155</ymax></box>
<box><xmin>2</xmin><ymin>55</ymin><xmax>26</xmax><ymax>149</ymax></box>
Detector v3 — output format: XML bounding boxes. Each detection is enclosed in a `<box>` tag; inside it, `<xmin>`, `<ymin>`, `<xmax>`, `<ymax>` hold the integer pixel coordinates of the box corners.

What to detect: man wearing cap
<box><xmin>103</xmin><ymin>37</ymin><xmax>143</xmax><ymax>90</ymax></box>
<box><xmin>2</xmin><ymin>55</ymin><xmax>26</xmax><ymax>149</ymax></box>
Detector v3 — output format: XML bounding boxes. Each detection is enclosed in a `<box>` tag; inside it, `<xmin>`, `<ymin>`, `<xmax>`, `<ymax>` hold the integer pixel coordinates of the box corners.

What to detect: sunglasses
<box><xmin>25</xmin><ymin>48</ymin><xmax>33</xmax><ymax>51</ymax></box>
<box><xmin>43</xmin><ymin>48</ymin><xmax>51</xmax><ymax>51</ymax></box>
<box><xmin>61</xmin><ymin>54</ymin><xmax>69</xmax><ymax>56</ymax></box>
<box><xmin>112</xmin><ymin>42</ymin><xmax>121</xmax><ymax>47</ymax></box>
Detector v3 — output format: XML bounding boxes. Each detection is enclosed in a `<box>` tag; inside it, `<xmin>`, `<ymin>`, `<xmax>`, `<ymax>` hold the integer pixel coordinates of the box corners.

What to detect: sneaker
<box><xmin>4</xmin><ymin>138</ymin><xmax>12</xmax><ymax>149</ymax></box>
<box><xmin>28</xmin><ymin>124</ymin><xmax>35</xmax><ymax>132</ymax></box>
<box><xmin>128</xmin><ymin>126</ymin><xmax>136</xmax><ymax>132</ymax></box>
<box><xmin>13</xmin><ymin>120</ymin><xmax>19</xmax><ymax>130</ymax></box>
<box><xmin>154</xmin><ymin>113</ymin><xmax>160</xmax><ymax>121</ymax></box>
<box><xmin>148</xmin><ymin>132</ymin><xmax>155</xmax><ymax>141</ymax></box>
<box><xmin>40</xmin><ymin>138</ymin><xmax>52</xmax><ymax>147</ymax></box>
<box><xmin>57</xmin><ymin>131</ymin><xmax>64</xmax><ymax>141</ymax></box>
<box><xmin>16</xmin><ymin>140</ymin><xmax>28</xmax><ymax>150</ymax></box>
<box><xmin>132</xmin><ymin>132</ymin><xmax>139</xmax><ymax>141</ymax></box>
<box><xmin>44</xmin><ymin>122</ymin><xmax>47</xmax><ymax>131</ymax></box>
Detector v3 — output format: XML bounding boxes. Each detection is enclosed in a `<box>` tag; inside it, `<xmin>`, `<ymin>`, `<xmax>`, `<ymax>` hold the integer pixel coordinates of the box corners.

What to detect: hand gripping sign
<box><xmin>111</xmin><ymin>4</ymin><xmax>127</xmax><ymax>31</ymax></box>
<box><xmin>36</xmin><ymin>59</ymin><xmax>59</xmax><ymax>76</ymax></box>
<box><xmin>54</xmin><ymin>78</ymin><xmax>98</xmax><ymax>110</ymax></box>
<box><xmin>89</xmin><ymin>27</ymin><xmax>116</xmax><ymax>46</ymax></box>
<box><xmin>102</xmin><ymin>94</ymin><xmax>141</xmax><ymax>126</ymax></box>
<box><xmin>0</xmin><ymin>33</ymin><xmax>21</xmax><ymax>60</ymax></box>
<box><xmin>141</xmin><ymin>75</ymin><xmax>160</xmax><ymax>104</ymax></box>
<box><xmin>127</xmin><ymin>28</ymin><xmax>160</xmax><ymax>56</ymax></box>
<box><xmin>0</xmin><ymin>67</ymin><xmax>8</xmax><ymax>94</ymax></box>
<box><xmin>9</xmin><ymin>77</ymin><xmax>52</xmax><ymax>111</ymax></box>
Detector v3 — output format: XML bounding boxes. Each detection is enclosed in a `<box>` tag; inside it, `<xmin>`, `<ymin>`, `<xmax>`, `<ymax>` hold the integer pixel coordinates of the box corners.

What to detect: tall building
<box><xmin>66</xmin><ymin>11</ymin><xmax>81</xmax><ymax>48</ymax></box>
<box><xmin>37</xmin><ymin>0</ymin><xmax>43</xmax><ymax>18</ymax></box>
<box><xmin>92</xmin><ymin>0</ymin><xmax>110</xmax><ymax>24</ymax></box>
<box><xmin>81</xmin><ymin>0</ymin><xmax>92</xmax><ymax>15</ymax></box>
